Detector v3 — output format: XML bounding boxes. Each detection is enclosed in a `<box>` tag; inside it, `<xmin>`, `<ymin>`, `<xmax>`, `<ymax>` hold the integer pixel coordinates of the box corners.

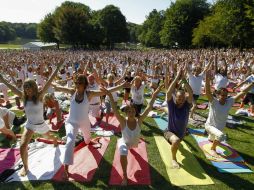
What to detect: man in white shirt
<box><xmin>205</xmin><ymin>69</ymin><xmax>254</xmax><ymax>156</ymax></box>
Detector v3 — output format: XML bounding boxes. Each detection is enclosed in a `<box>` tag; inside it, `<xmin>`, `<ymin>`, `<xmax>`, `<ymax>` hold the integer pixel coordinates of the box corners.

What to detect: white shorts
<box><xmin>205</xmin><ymin>124</ymin><xmax>224</xmax><ymax>142</ymax></box>
<box><xmin>25</xmin><ymin>121</ymin><xmax>50</xmax><ymax>134</ymax></box>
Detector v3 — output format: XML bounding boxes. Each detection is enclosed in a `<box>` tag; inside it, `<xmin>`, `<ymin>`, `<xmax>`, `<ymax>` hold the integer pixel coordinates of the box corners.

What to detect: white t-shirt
<box><xmin>206</xmin><ymin>97</ymin><xmax>234</xmax><ymax>130</ymax></box>
<box><xmin>131</xmin><ymin>84</ymin><xmax>145</xmax><ymax>105</ymax></box>
<box><xmin>0</xmin><ymin>107</ymin><xmax>16</xmax><ymax>127</ymax></box>
<box><xmin>214</xmin><ymin>74</ymin><xmax>228</xmax><ymax>90</ymax></box>
<box><xmin>188</xmin><ymin>73</ymin><xmax>204</xmax><ymax>95</ymax></box>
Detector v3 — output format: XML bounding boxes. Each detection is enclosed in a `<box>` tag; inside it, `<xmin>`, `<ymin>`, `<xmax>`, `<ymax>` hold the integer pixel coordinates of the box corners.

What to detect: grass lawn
<box><xmin>0</xmin><ymin>44</ymin><xmax>21</xmax><ymax>49</ymax></box>
<box><xmin>0</xmin><ymin>92</ymin><xmax>254</xmax><ymax>190</ymax></box>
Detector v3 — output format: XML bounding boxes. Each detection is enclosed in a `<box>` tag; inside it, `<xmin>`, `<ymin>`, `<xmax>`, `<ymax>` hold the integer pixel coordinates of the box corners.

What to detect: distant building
<box><xmin>22</xmin><ymin>42</ymin><xmax>57</xmax><ymax>50</ymax></box>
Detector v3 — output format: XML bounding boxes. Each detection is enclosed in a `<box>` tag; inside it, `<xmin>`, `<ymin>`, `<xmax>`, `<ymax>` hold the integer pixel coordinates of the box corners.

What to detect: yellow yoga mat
<box><xmin>154</xmin><ymin>136</ymin><xmax>214</xmax><ymax>186</ymax></box>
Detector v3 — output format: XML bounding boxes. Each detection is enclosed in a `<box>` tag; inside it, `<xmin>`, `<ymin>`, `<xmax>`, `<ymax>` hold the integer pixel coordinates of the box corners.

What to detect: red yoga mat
<box><xmin>109</xmin><ymin>139</ymin><xmax>151</xmax><ymax>185</ymax></box>
<box><xmin>49</xmin><ymin>114</ymin><xmax>69</xmax><ymax>132</ymax></box>
<box><xmin>53</xmin><ymin>137</ymin><xmax>110</xmax><ymax>182</ymax></box>
<box><xmin>36</xmin><ymin>137</ymin><xmax>66</xmax><ymax>145</ymax></box>
<box><xmin>100</xmin><ymin>116</ymin><xmax>121</xmax><ymax>133</ymax></box>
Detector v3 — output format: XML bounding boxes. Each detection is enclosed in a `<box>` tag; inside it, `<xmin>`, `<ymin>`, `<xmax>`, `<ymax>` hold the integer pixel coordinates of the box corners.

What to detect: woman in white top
<box><xmin>101</xmin><ymin>84</ymin><xmax>163</xmax><ymax>186</ymax></box>
<box><xmin>52</xmin><ymin>74</ymin><xmax>127</xmax><ymax>180</ymax></box>
<box><xmin>0</xmin><ymin>62</ymin><xmax>63</xmax><ymax>177</ymax></box>
<box><xmin>130</xmin><ymin>76</ymin><xmax>146</xmax><ymax>116</ymax></box>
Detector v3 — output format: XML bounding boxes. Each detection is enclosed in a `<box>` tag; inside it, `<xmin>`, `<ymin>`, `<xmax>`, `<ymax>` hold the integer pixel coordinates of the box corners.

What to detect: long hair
<box><xmin>23</xmin><ymin>79</ymin><xmax>39</xmax><ymax>106</ymax></box>
<box><xmin>75</xmin><ymin>74</ymin><xmax>88</xmax><ymax>90</ymax></box>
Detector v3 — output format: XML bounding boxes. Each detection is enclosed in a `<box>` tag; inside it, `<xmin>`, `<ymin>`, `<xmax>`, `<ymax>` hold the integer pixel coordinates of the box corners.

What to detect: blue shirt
<box><xmin>167</xmin><ymin>98</ymin><xmax>191</xmax><ymax>139</ymax></box>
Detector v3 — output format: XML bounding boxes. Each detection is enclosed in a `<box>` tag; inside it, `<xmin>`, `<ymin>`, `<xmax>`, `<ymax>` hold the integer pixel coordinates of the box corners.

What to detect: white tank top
<box><xmin>122</xmin><ymin>118</ymin><xmax>141</xmax><ymax>147</ymax></box>
<box><xmin>66</xmin><ymin>91</ymin><xmax>89</xmax><ymax>125</ymax></box>
<box><xmin>24</xmin><ymin>101</ymin><xmax>44</xmax><ymax>125</ymax></box>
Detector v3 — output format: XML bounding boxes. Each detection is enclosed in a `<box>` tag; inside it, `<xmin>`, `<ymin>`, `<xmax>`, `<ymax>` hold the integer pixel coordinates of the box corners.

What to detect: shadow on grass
<box><xmin>194</xmin><ymin>156</ymin><xmax>254</xmax><ymax>190</ymax></box>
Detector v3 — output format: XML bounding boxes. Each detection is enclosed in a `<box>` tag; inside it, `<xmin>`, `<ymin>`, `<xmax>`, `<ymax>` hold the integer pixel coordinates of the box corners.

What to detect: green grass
<box><xmin>0</xmin><ymin>44</ymin><xmax>21</xmax><ymax>49</ymax></box>
<box><xmin>1</xmin><ymin>92</ymin><xmax>254</xmax><ymax>189</ymax></box>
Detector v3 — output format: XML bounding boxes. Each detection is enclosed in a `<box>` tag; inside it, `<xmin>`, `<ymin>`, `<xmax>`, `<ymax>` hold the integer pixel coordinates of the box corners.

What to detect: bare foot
<box><xmin>210</xmin><ymin>149</ymin><xmax>220</xmax><ymax>158</ymax></box>
<box><xmin>62</xmin><ymin>171</ymin><xmax>69</xmax><ymax>181</ymax></box>
<box><xmin>171</xmin><ymin>160</ymin><xmax>180</xmax><ymax>169</ymax></box>
<box><xmin>121</xmin><ymin>176</ymin><xmax>128</xmax><ymax>186</ymax></box>
<box><xmin>19</xmin><ymin>167</ymin><xmax>28</xmax><ymax>177</ymax></box>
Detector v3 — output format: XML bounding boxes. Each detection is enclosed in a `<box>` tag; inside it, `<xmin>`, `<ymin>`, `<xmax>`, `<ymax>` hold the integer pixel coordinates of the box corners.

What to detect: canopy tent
<box><xmin>22</xmin><ymin>42</ymin><xmax>57</xmax><ymax>50</ymax></box>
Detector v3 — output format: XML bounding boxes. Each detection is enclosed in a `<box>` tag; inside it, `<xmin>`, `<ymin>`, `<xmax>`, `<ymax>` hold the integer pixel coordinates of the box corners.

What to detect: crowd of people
<box><xmin>0</xmin><ymin>48</ymin><xmax>253</xmax><ymax>185</ymax></box>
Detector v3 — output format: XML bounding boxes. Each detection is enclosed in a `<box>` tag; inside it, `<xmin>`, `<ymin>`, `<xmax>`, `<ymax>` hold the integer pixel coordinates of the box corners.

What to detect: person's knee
<box><xmin>171</xmin><ymin>137</ymin><xmax>180</xmax><ymax>145</ymax></box>
<box><xmin>119</xmin><ymin>145</ymin><xmax>128</xmax><ymax>156</ymax></box>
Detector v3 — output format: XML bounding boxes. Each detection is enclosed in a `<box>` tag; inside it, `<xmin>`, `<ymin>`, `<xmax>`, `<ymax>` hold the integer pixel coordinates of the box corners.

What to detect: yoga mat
<box><xmin>189</xmin><ymin>128</ymin><xmax>253</xmax><ymax>173</ymax></box>
<box><xmin>218</xmin><ymin>168</ymin><xmax>253</xmax><ymax>173</ymax></box>
<box><xmin>109</xmin><ymin>139</ymin><xmax>151</xmax><ymax>185</ymax></box>
<box><xmin>0</xmin><ymin>148</ymin><xmax>20</xmax><ymax>174</ymax></box>
<box><xmin>53</xmin><ymin>137</ymin><xmax>110</xmax><ymax>182</ymax></box>
<box><xmin>8</xmin><ymin>144</ymin><xmax>65</xmax><ymax>182</ymax></box>
<box><xmin>154</xmin><ymin>117</ymin><xmax>168</xmax><ymax>131</ymax></box>
<box><xmin>100</xmin><ymin>116</ymin><xmax>121</xmax><ymax>133</ymax></box>
<box><xmin>48</xmin><ymin>114</ymin><xmax>69</xmax><ymax>132</ymax></box>
<box><xmin>154</xmin><ymin>136</ymin><xmax>214</xmax><ymax>186</ymax></box>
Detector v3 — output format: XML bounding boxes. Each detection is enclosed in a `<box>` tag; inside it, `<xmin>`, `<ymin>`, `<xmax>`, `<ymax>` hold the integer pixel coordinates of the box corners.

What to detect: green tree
<box><xmin>98</xmin><ymin>5</ymin><xmax>128</xmax><ymax>49</ymax></box>
<box><xmin>139</xmin><ymin>9</ymin><xmax>164</xmax><ymax>47</ymax></box>
<box><xmin>37</xmin><ymin>13</ymin><xmax>59</xmax><ymax>48</ymax></box>
<box><xmin>127</xmin><ymin>22</ymin><xmax>141</xmax><ymax>43</ymax></box>
<box><xmin>0</xmin><ymin>22</ymin><xmax>16</xmax><ymax>43</ymax></box>
<box><xmin>53</xmin><ymin>1</ymin><xmax>91</xmax><ymax>48</ymax></box>
<box><xmin>193</xmin><ymin>0</ymin><xmax>254</xmax><ymax>48</ymax></box>
<box><xmin>160</xmin><ymin>0</ymin><xmax>210</xmax><ymax>48</ymax></box>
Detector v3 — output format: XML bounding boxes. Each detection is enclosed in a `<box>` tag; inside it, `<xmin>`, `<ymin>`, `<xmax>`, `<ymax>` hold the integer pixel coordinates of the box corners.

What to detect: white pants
<box><xmin>205</xmin><ymin>124</ymin><xmax>224</xmax><ymax>142</ymax></box>
<box><xmin>63</xmin><ymin>122</ymin><xmax>91</xmax><ymax>165</ymax></box>
<box><xmin>0</xmin><ymin>83</ymin><xmax>9</xmax><ymax>102</ymax></box>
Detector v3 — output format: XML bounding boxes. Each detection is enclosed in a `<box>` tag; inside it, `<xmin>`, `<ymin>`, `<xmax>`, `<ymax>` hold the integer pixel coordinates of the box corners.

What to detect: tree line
<box><xmin>0</xmin><ymin>22</ymin><xmax>37</xmax><ymax>43</ymax></box>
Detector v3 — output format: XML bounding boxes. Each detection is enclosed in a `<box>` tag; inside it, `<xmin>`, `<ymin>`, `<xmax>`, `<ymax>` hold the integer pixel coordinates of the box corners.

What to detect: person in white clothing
<box><xmin>0</xmin><ymin>83</ymin><xmax>11</xmax><ymax>107</ymax></box>
<box><xmin>205</xmin><ymin>68</ymin><xmax>254</xmax><ymax>156</ymax></box>
<box><xmin>130</xmin><ymin>76</ymin><xmax>146</xmax><ymax>116</ymax></box>
<box><xmin>52</xmin><ymin>74</ymin><xmax>127</xmax><ymax>180</ymax></box>
<box><xmin>101</xmin><ymin>84</ymin><xmax>163</xmax><ymax>186</ymax></box>
<box><xmin>188</xmin><ymin>61</ymin><xmax>211</xmax><ymax>119</ymax></box>
<box><xmin>0</xmin><ymin>62</ymin><xmax>62</xmax><ymax>177</ymax></box>
<box><xmin>214</xmin><ymin>56</ymin><xmax>228</xmax><ymax>90</ymax></box>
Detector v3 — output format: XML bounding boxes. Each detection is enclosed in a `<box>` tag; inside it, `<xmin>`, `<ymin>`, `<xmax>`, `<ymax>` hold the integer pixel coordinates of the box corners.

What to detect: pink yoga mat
<box><xmin>100</xmin><ymin>116</ymin><xmax>121</xmax><ymax>133</ymax></box>
<box><xmin>53</xmin><ymin>137</ymin><xmax>110</xmax><ymax>182</ymax></box>
<box><xmin>0</xmin><ymin>148</ymin><xmax>20</xmax><ymax>173</ymax></box>
<box><xmin>49</xmin><ymin>114</ymin><xmax>69</xmax><ymax>131</ymax></box>
<box><xmin>109</xmin><ymin>139</ymin><xmax>151</xmax><ymax>185</ymax></box>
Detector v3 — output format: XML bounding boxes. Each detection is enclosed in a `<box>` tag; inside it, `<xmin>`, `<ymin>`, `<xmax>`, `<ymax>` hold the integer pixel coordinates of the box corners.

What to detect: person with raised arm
<box><xmin>52</xmin><ymin>74</ymin><xmax>128</xmax><ymax>180</ymax></box>
<box><xmin>205</xmin><ymin>67</ymin><xmax>254</xmax><ymax>156</ymax></box>
<box><xmin>0</xmin><ymin>61</ymin><xmax>63</xmax><ymax>177</ymax></box>
<box><xmin>164</xmin><ymin>67</ymin><xmax>193</xmax><ymax>169</ymax></box>
<box><xmin>101</xmin><ymin>83</ymin><xmax>163</xmax><ymax>186</ymax></box>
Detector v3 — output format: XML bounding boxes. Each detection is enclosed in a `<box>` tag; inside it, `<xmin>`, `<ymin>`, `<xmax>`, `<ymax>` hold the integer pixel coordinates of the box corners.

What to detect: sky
<box><xmin>0</xmin><ymin>0</ymin><xmax>213</xmax><ymax>25</ymax></box>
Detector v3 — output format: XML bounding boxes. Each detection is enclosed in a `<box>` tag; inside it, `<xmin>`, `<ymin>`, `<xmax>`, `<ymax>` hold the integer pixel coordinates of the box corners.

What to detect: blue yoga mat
<box><xmin>154</xmin><ymin>117</ymin><xmax>168</xmax><ymax>131</ymax></box>
<box><xmin>218</xmin><ymin>168</ymin><xmax>253</xmax><ymax>173</ymax></box>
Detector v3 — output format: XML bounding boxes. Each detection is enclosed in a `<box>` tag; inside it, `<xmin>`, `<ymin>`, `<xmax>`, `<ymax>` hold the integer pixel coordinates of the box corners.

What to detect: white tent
<box><xmin>22</xmin><ymin>42</ymin><xmax>57</xmax><ymax>50</ymax></box>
